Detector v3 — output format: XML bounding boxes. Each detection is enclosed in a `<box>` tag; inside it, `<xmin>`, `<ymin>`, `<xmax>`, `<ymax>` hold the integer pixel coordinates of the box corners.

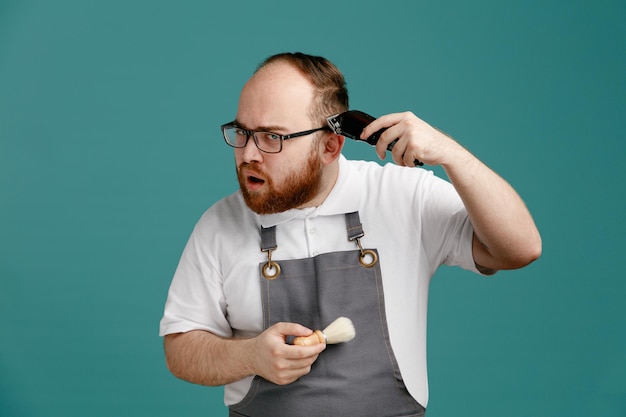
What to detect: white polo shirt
<box><xmin>160</xmin><ymin>154</ymin><xmax>481</xmax><ymax>408</ymax></box>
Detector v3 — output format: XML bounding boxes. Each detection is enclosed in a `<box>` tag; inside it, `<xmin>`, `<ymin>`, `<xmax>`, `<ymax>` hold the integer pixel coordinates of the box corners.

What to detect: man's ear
<box><xmin>320</xmin><ymin>133</ymin><xmax>345</xmax><ymax>165</ymax></box>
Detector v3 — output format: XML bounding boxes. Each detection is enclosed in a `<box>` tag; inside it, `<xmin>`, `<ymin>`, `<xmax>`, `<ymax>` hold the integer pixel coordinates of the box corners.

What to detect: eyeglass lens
<box><xmin>224</xmin><ymin>127</ymin><xmax>282</xmax><ymax>153</ymax></box>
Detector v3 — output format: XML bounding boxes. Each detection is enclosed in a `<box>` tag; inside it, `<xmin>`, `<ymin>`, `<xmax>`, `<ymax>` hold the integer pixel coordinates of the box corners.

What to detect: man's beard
<box><xmin>237</xmin><ymin>149</ymin><xmax>323</xmax><ymax>215</ymax></box>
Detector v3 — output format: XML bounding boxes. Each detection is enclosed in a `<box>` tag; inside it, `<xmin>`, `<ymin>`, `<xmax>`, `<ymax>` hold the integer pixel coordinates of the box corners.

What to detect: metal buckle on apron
<box><xmin>261</xmin><ymin>247</ymin><xmax>281</xmax><ymax>280</ymax></box>
<box><xmin>354</xmin><ymin>237</ymin><xmax>378</xmax><ymax>268</ymax></box>
<box><xmin>260</xmin><ymin>226</ymin><xmax>281</xmax><ymax>280</ymax></box>
<box><xmin>345</xmin><ymin>211</ymin><xmax>379</xmax><ymax>268</ymax></box>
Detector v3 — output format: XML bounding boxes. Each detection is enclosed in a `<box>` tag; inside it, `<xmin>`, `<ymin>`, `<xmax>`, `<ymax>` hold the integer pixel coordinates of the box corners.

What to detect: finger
<box><xmin>360</xmin><ymin>113</ymin><xmax>401</xmax><ymax>139</ymax></box>
<box><xmin>270</xmin><ymin>322</ymin><xmax>313</xmax><ymax>338</ymax></box>
<box><xmin>269</xmin><ymin>365</ymin><xmax>314</xmax><ymax>385</ymax></box>
<box><xmin>375</xmin><ymin>132</ymin><xmax>393</xmax><ymax>161</ymax></box>
<box><xmin>282</xmin><ymin>350</ymin><xmax>323</xmax><ymax>379</ymax></box>
<box><xmin>361</xmin><ymin>111</ymin><xmax>419</xmax><ymax>140</ymax></box>
<box><xmin>395</xmin><ymin>139</ymin><xmax>424</xmax><ymax>168</ymax></box>
<box><xmin>377</xmin><ymin>124</ymin><xmax>406</xmax><ymax>162</ymax></box>
<box><xmin>267</xmin><ymin>349</ymin><xmax>322</xmax><ymax>385</ymax></box>
<box><xmin>287</xmin><ymin>343</ymin><xmax>326</xmax><ymax>358</ymax></box>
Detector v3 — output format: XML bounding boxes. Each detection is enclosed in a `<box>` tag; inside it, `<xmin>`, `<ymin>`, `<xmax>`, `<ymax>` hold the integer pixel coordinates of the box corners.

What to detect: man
<box><xmin>160</xmin><ymin>52</ymin><xmax>541</xmax><ymax>416</ymax></box>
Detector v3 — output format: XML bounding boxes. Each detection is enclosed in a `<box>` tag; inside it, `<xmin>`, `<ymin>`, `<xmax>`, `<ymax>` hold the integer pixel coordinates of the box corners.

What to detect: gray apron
<box><xmin>229</xmin><ymin>212</ymin><xmax>425</xmax><ymax>417</ymax></box>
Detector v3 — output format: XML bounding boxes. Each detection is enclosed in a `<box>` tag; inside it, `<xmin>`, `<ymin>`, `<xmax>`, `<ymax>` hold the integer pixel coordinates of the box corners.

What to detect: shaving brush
<box><xmin>293</xmin><ymin>317</ymin><xmax>356</xmax><ymax>346</ymax></box>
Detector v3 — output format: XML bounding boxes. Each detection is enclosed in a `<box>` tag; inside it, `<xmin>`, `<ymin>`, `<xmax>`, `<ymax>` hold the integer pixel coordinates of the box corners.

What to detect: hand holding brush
<box><xmin>293</xmin><ymin>317</ymin><xmax>356</xmax><ymax>346</ymax></box>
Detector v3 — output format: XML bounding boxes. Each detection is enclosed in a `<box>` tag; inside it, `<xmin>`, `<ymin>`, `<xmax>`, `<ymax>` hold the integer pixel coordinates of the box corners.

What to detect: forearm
<box><xmin>442</xmin><ymin>144</ymin><xmax>542</xmax><ymax>270</ymax></box>
<box><xmin>360</xmin><ymin>111</ymin><xmax>541</xmax><ymax>270</ymax></box>
<box><xmin>164</xmin><ymin>323</ymin><xmax>326</xmax><ymax>387</ymax></box>
<box><xmin>164</xmin><ymin>330</ymin><xmax>256</xmax><ymax>386</ymax></box>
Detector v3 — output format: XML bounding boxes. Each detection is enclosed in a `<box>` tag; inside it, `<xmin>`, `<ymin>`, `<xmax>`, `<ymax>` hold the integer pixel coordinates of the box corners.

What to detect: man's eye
<box><xmin>260</xmin><ymin>132</ymin><xmax>281</xmax><ymax>141</ymax></box>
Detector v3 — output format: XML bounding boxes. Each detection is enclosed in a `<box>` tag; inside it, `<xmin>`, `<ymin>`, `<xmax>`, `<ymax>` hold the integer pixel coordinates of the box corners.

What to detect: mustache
<box><xmin>237</xmin><ymin>162</ymin><xmax>267</xmax><ymax>178</ymax></box>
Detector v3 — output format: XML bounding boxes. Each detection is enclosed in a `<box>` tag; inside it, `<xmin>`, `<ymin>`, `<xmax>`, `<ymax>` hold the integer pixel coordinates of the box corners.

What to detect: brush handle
<box><xmin>292</xmin><ymin>330</ymin><xmax>325</xmax><ymax>346</ymax></box>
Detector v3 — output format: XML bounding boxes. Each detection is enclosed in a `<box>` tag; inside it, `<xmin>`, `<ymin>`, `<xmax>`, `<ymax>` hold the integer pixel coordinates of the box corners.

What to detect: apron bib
<box><xmin>229</xmin><ymin>212</ymin><xmax>425</xmax><ymax>417</ymax></box>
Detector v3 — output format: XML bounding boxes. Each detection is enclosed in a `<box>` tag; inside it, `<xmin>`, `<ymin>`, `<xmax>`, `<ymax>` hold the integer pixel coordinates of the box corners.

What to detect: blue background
<box><xmin>1</xmin><ymin>0</ymin><xmax>624</xmax><ymax>416</ymax></box>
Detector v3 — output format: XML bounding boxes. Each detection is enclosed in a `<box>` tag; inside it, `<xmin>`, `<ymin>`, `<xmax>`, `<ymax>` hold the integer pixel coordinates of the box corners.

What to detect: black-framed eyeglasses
<box><xmin>221</xmin><ymin>121</ymin><xmax>332</xmax><ymax>154</ymax></box>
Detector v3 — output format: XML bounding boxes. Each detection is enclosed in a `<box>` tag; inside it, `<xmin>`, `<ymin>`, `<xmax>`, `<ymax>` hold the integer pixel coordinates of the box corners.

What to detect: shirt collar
<box><xmin>259</xmin><ymin>154</ymin><xmax>360</xmax><ymax>228</ymax></box>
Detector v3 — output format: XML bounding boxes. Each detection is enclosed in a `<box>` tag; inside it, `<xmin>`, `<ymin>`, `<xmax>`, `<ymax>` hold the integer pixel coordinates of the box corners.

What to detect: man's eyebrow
<box><xmin>233</xmin><ymin>119</ymin><xmax>287</xmax><ymax>132</ymax></box>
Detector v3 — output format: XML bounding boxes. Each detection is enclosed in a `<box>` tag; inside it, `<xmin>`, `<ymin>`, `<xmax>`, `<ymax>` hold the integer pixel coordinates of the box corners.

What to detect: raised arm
<box><xmin>361</xmin><ymin>112</ymin><xmax>542</xmax><ymax>272</ymax></box>
<box><xmin>163</xmin><ymin>322</ymin><xmax>326</xmax><ymax>386</ymax></box>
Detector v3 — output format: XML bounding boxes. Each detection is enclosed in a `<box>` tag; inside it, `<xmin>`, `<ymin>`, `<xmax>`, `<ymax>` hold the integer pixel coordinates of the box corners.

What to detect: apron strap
<box><xmin>345</xmin><ymin>211</ymin><xmax>378</xmax><ymax>268</ymax></box>
<box><xmin>259</xmin><ymin>212</ymin><xmax>376</xmax><ymax>280</ymax></box>
<box><xmin>260</xmin><ymin>225</ymin><xmax>281</xmax><ymax>280</ymax></box>
<box><xmin>345</xmin><ymin>211</ymin><xmax>364</xmax><ymax>241</ymax></box>
<box><xmin>262</xmin><ymin>212</ymin><xmax>363</xmax><ymax>248</ymax></box>
<box><xmin>260</xmin><ymin>226</ymin><xmax>277</xmax><ymax>252</ymax></box>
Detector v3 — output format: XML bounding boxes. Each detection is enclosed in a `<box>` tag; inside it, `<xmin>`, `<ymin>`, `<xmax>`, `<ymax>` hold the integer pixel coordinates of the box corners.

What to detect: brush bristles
<box><xmin>322</xmin><ymin>317</ymin><xmax>356</xmax><ymax>344</ymax></box>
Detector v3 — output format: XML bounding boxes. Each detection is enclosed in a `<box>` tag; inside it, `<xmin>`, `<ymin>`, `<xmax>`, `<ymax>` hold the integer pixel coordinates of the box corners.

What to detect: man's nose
<box><xmin>241</xmin><ymin>134</ymin><xmax>263</xmax><ymax>163</ymax></box>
